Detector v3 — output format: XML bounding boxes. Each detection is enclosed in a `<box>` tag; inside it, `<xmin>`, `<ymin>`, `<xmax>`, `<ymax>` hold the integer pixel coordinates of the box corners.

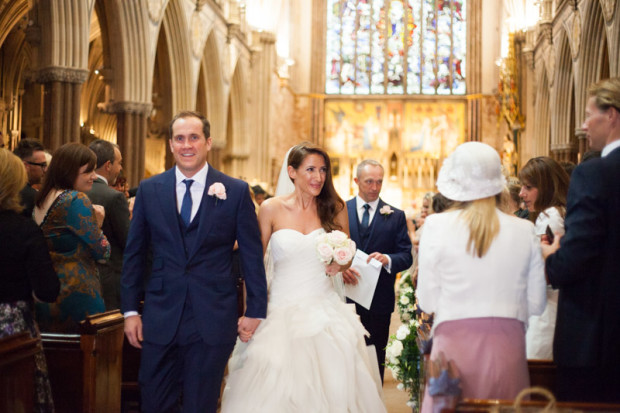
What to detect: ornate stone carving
<box><xmin>571</xmin><ymin>10</ymin><xmax>580</xmax><ymax>59</ymax></box>
<box><xmin>147</xmin><ymin>0</ymin><xmax>164</xmax><ymax>23</ymax></box>
<box><xmin>37</xmin><ymin>67</ymin><xmax>89</xmax><ymax>84</ymax></box>
<box><xmin>601</xmin><ymin>0</ymin><xmax>617</xmax><ymax>22</ymax></box>
<box><xmin>538</xmin><ymin>21</ymin><xmax>553</xmax><ymax>45</ymax></box>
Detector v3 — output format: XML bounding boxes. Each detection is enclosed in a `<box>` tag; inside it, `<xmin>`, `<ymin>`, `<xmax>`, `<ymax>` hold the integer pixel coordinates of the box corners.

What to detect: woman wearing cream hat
<box><xmin>417</xmin><ymin>142</ymin><xmax>547</xmax><ymax>411</ymax></box>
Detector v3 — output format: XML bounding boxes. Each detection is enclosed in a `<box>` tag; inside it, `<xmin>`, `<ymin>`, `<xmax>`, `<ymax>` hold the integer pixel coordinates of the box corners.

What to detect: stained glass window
<box><xmin>326</xmin><ymin>0</ymin><xmax>466</xmax><ymax>95</ymax></box>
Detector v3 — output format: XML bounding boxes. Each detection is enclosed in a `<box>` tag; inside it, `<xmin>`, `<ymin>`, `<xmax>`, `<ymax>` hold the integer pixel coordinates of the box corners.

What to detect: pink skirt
<box><xmin>421</xmin><ymin>317</ymin><xmax>530</xmax><ymax>413</ymax></box>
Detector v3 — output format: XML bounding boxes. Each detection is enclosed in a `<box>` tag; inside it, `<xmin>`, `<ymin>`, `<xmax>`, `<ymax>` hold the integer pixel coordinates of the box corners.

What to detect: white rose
<box><xmin>396</xmin><ymin>325</ymin><xmax>410</xmax><ymax>341</ymax></box>
<box><xmin>207</xmin><ymin>182</ymin><xmax>227</xmax><ymax>200</ymax></box>
<box><xmin>327</xmin><ymin>230</ymin><xmax>348</xmax><ymax>246</ymax></box>
<box><xmin>333</xmin><ymin>246</ymin><xmax>354</xmax><ymax>265</ymax></box>
<box><xmin>390</xmin><ymin>339</ymin><xmax>403</xmax><ymax>358</ymax></box>
<box><xmin>390</xmin><ymin>366</ymin><xmax>400</xmax><ymax>380</ymax></box>
<box><xmin>316</xmin><ymin>242</ymin><xmax>333</xmax><ymax>264</ymax></box>
<box><xmin>400</xmin><ymin>295</ymin><xmax>410</xmax><ymax>305</ymax></box>
<box><xmin>401</xmin><ymin>312</ymin><xmax>410</xmax><ymax>321</ymax></box>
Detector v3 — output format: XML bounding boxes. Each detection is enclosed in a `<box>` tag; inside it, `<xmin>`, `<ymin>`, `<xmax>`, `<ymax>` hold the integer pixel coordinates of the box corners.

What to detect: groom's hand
<box><xmin>124</xmin><ymin>315</ymin><xmax>143</xmax><ymax>349</ymax></box>
<box><xmin>343</xmin><ymin>268</ymin><xmax>361</xmax><ymax>285</ymax></box>
<box><xmin>238</xmin><ymin>317</ymin><xmax>261</xmax><ymax>343</ymax></box>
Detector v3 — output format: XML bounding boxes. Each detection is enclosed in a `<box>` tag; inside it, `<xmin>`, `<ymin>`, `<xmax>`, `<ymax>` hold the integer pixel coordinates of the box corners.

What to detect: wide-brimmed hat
<box><xmin>436</xmin><ymin>142</ymin><xmax>506</xmax><ymax>202</ymax></box>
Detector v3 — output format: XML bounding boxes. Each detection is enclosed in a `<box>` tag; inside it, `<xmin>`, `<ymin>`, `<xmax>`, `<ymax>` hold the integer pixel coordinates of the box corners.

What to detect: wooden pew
<box><xmin>452</xmin><ymin>398</ymin><xmax>620</xmax><ymax>412</ymax></box>
<box><xmin>527</xmin><ymin>359</ymin><xmax>557</xmax><ymax>399</ymax></box>
<box><xmin>42</xmin><ymin>310</ymin><xmax>124</xmax><ymax>413</ymax></box>
<box><xmin>0</xmin><ymin>332</ymin><xmax>39</xmax><ymax>413</ymax></box>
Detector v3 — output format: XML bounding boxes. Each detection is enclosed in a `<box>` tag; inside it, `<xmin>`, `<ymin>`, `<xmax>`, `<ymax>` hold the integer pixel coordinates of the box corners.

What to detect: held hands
<box><xmin>238</xmin><ymin>316</ymin><xmax>261</xmax><ymax>343</ymax></box>
<box><xmin>124</xmin><ymin>315</ymin><xmax>143</xmax><ymax>349</ymax></box>
<box><xmin>92</xmin><ymin>204</ymin><xmax>105</xmax><ymax>228</ymax></box>
<box><xmin>540</xmin><ymin>232</ymin><xmax>562</xmax><ymax>260</ymax></box>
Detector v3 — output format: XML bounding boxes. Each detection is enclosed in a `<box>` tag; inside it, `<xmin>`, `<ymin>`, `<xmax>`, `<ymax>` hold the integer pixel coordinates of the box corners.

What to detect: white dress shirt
<box><xmin>175</xmin><ymin>163</ymin><xmax>209</xmax><ymax>223</ymax></box>
<box><xmin>602</xmin><ymin>139</ymin><xmax>620</xmax><ymax>157</ymax></box>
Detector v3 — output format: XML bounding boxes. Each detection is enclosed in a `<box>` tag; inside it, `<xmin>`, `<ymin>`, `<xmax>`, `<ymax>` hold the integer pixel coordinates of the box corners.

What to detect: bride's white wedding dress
<box><xmin>221</xmin><ymin>228</ymin><xmax>386</xmax><ymax>412</ymax></box>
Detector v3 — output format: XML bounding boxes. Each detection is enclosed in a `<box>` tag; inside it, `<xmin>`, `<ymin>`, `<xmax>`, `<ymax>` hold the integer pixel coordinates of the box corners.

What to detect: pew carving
<box><xmin>41</xmin><ymin>310</ymin><xmax>124</xmax><ymax>413</ymax></box>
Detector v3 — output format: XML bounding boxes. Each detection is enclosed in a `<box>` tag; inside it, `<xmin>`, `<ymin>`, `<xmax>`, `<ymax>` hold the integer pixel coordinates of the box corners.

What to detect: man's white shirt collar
<box><xmin>602</xmin><ymin>139</ymin><xmax>620</xmax><ymax>157</ymax></box>
<box><xmin>356</xmin><ymin>195</ymin><xmax>379</xmax><ymax>211</ymax></box>
<box><xmin>175</xmin><ymin>163</ymin><xmax>209</xmax><ymax>187</ymax></box>
<box><xmin>95</xmin><ymin>173</ymin><xmax>108</xmax><ymax>185</ymax></box>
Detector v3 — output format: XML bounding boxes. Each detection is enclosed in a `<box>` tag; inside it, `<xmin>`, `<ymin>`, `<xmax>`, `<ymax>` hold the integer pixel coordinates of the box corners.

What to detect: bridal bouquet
<box><xmin>316</xmin><ymin>230</ymin><xmax>357</xmax><ymax>267</ymax></box>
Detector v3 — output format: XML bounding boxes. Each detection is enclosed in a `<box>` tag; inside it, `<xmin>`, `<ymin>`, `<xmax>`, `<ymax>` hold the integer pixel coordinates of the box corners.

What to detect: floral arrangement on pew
<box><xmin>386</xmin><ymin>269</ymin><xmax>434</xmax><ymax>411</ymax></box>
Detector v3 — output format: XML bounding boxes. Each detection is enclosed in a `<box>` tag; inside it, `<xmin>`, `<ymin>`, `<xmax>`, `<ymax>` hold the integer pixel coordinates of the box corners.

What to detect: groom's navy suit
<box><xmin>121</xmin><ymin>165</ymin><xmax>267</xmax><ymax>412</ymax></box>
<box><xmin>347</xmin><ymin>197</ymin><xmax>412</xmax><ymax>380</ymax></box>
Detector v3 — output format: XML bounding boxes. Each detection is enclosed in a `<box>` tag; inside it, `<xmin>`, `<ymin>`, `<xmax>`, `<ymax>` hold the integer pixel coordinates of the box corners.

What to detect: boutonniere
<box><xmin>208</xmin><ymin>182</ymin><xmax>227</xmax><ymax>204</ymax></box>
<box><xmin>379</xmin><ymin>205</ymin><xmax>394</xmax><ymax>217</ymax></box>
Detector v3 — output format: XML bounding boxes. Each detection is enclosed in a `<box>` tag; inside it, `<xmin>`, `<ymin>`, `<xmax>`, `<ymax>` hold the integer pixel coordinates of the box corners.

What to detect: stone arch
<box><xmin>550</xmin><ymin>30</ymin><xmax>577</xmax><ymax>163</ymax></box>
<box><xmin>224</xmin><ymin>59</ymin><xmax>250</xmax><ymax>178</ymax></box>
<box><xmin>0</xmin><ymin>0</ymin><xmax>30</xmax><ymax>48</ymax></box>
<box><xmin>198</xmin><ymin>31</ymin><xmax>226</xmax><ymax>169</ymax></box>
<box><xmin>576</xmin><ymin>0</ymin><xmax>610</xmax><ymax>125</ymax></box>
<box><xmin>534</xmin><ymin>67</ymin><xmax>551</xmax><ymax>157</ymax></box>
<box><xmin>0</xmin><ymin>18</ymin><xmax>37</xmax><ymax>148</ymax></box>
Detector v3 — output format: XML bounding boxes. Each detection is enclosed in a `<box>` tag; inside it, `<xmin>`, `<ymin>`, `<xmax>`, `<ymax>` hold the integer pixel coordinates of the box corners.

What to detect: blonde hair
<box><xmin>0</xmin><ymin>148</ymin><xmax>28</xmax><ymax>213</ymax></box>
<box><xmin>455</xmin><ymin>196</ymin><xmax>500</xmax><ymax>258</ymax></box>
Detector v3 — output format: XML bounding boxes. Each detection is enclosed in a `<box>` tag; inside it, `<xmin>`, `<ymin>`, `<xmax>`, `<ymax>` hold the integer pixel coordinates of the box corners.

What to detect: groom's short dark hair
<box><xmin>169</xmin><ymin>111</ymin><xmax>211</xmax><ymax>139</ymax></box>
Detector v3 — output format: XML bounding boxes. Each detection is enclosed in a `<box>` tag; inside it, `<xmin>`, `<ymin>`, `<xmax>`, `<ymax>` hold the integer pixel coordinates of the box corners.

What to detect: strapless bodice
<box><xmin>268</xmin><ymin>228</ymin><xmax>335</xmax><ymax>306</ymax></box>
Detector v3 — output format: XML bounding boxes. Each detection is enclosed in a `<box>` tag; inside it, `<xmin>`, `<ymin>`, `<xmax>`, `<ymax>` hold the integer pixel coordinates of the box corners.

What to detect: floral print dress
<box><xmin>35</xmin><ymin>190</ymin><xmax>110</xmax><ymax>333</ymax></box>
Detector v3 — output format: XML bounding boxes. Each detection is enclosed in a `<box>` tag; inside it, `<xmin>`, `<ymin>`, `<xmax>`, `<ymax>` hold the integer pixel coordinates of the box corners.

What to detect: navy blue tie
<box><xmin>180</xmin><ymin>179</ymin><xmax>194</xmax><ymax>226</ymax></box>
<box><xmin>361</xmin><ymin>203</ymin><xmax>370</xmax><ymax>231</ymax></box>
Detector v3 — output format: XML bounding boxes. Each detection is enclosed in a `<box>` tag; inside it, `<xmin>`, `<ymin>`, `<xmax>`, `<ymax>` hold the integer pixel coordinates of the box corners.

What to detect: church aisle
<box><xmin>383</xmin><ymin>311</ymin><xmax>414</xmax><ymax>413</ymax></box>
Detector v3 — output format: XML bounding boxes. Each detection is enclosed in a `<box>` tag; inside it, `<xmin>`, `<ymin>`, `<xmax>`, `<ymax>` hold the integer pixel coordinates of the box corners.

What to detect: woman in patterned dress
<box><xmin>34</xmin><ymin>143</ymin><xmax>110</xmax><ymax>333</ymax></box>
<box><xmin>0</xmin><ymin>148</ymin><xmax>60</xmax><ymax>412</ymax></box>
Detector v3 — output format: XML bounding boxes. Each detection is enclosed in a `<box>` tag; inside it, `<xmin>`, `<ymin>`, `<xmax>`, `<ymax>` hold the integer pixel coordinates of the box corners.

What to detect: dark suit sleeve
<box><xmin>107</xmin><ymin>191</ymin><xmax>130</xmax><ymax>249</ymax></box>
<box><xmin>235</xmin><ymin>185</ymin><xmax>268</xmax><ymax>319</ymax></box>
<box><xmin>24</xmin><ymin>222</ymin><xmax>60</xmax><ymax>302</ymax></box>
<box><xmin>388</xmin><ymin>210</ymin><xmax>413</xmax><ymax>274</ymax></box>
<box><xmin>121</xmin><ymin>185</ymin><xmax>150</xmax><ymax>313</ymax></box>
<box><xmin>546</xmin><ymin>163</ymin><xmax>606</xmax><ymax>287</ymax></box>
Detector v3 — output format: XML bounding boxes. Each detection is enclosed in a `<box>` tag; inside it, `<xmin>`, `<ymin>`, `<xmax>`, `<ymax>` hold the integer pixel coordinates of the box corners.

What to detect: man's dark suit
<box><xmin>546</xmin><ymin>146</ymin><xmax>620</xmax><ymax>402</ymax></box>
<box><xmin>346</xmin><ymin>197</ymin><xmax>412</xmax><ymax>380</ymax></box>
<box><xmin>86</xmin><ymin>177</ymin><xmax>130</xmax><ymax>310</ymax></box>
<box><xmin>19</xmin><ymin>184</ymin><xmax>37</xmax><ymax>218</ymax></box>
<box><xmin>121</xmin><ymin>166</ymin><xmax>267</xmax><ymax>412</ymax></box>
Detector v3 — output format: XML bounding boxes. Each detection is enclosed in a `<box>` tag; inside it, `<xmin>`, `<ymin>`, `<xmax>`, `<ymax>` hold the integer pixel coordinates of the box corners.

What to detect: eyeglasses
<box><xmin>26</xmin><ymin>161</ymin><xmax>47</xmax><ymax>168</ymax></box>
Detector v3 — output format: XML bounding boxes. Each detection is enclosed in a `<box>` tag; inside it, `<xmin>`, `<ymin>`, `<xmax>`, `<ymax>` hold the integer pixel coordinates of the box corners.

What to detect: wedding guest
<box><xmin>542</xmin><ymin>78</ymin><xmax>620</xmax><ymax>402</ymax></box>
<box><xmin>34</xmin><ymin>143</ymin><xmax>110</xmax><ymax>333</ymax></box>
<box><xmin>0</xmin><ymin>148</ymin><xmax>59</xmax><ymax>412</ymax></box>
<box><xmin>519</xmin><ymin>157</ymin><xmax>569</xmax><ymax>360</ymax></box>
<box><xmin>417</xmin><ymin>142</ymin><xmax>546</xmax><ymax>412</ymax></box>
<box><xmin>13</xmin><ymin>138</ymin><xmax>48</xmax><ymax>218</ymax></box>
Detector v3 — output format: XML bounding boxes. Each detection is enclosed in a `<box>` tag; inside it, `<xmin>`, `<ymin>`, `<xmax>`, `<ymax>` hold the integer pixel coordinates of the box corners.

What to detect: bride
<box><xmin>221</xmin><ymin>143</ymin><xmax>386</xmax><ymax>412</ymax></box>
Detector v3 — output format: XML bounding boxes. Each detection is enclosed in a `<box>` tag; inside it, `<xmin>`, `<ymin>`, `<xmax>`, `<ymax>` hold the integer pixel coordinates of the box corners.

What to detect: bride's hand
<box><xmin>325</xmin><ymin>262</ymin><xmax>341</xmax><ymax>277</ymax></box>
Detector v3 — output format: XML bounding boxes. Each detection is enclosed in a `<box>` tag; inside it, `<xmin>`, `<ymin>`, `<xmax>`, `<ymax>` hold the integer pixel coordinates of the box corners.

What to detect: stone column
<box><xmin>575</xmin><ymin>127</ymin><xmax>588</xmax><ymax>162</ymax></box>
<box><xmin>466</xmin><ymin>0</ymin><xmax>482</xmax><ymax>142</ymax></box>
<box><xmin>37</xmin><ymin>67</ymin><xmax>88</xmax><ymax>150</ymax></box>
<box><xmin>309</xmin><ymin>0</ymin><xmax>326</xmax><ymax>144</ymax></box>
<box><xmin>102</xmin><ymin>101</ymin><xmax>151</xmax><ymax>187</ymax></box>
<box><xmin>251</xmin><ymin>31</ymin><xmax>276</xmax><ymax>183</ymax></box>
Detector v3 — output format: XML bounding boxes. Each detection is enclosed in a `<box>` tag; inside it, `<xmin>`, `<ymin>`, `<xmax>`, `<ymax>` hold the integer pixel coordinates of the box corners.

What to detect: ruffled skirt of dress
<box><xmin>221</xmin><ymin>293</ymin><xmax>386</xmax><ymax>413</ymax></box>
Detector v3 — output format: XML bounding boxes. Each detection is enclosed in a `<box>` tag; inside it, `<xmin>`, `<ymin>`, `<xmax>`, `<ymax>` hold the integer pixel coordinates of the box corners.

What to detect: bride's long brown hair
<box><xmin>287</xmin><ymin>143</ymin><xmax>345</xmax><ymax>231</ymax></box>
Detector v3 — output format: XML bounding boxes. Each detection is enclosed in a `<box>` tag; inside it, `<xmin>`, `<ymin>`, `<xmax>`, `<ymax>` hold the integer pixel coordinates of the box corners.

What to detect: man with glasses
<box><xmin>13</xmin><ymin>138</ymin><xmax>48</xmax><ymax>218</ymax></box>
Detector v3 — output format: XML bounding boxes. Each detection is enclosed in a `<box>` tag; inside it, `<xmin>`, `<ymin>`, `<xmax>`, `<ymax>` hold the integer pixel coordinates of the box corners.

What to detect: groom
<box><xmin>121</xmin><ymin>111</ymin><xmax>268</xmax><ymax>413</ymax></box>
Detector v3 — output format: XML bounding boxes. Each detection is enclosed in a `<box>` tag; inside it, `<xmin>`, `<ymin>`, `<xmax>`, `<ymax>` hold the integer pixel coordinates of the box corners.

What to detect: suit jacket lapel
<box><xmin>188</xmin><ymin>166</ymin><xmax>220</xmax><ymax>261</ymax></box>
<box><xmin>348</xmin><ymin>198</ymin><xmax>361</xmax><ymax>246</ymax></box>
<box><xmin>158</xmin><ymin>168</ymin><xmax>184</xmax><ymax>250</ymax></box>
